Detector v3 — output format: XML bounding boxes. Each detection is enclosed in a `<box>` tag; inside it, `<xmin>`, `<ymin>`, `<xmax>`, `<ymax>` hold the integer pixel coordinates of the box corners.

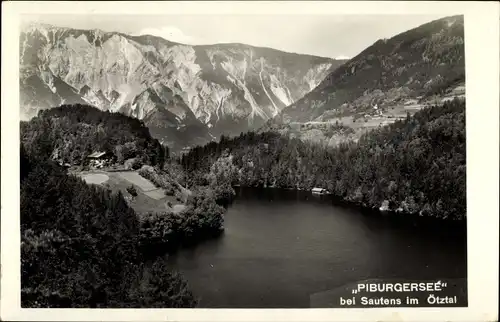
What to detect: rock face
<box><xmin>19</xmin><ymin>23</ymin><xmax>345</xmax><ymax>149</ymax></box>
<box><xmin>273</xmin><ymin>15</ymin><xmax>465</xmax><ymax>124</ymax></box>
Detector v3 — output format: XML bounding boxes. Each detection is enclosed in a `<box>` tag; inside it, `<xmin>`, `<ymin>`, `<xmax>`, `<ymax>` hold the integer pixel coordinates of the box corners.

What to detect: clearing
<box><xmin>115</xmin><ymin>171</ymin><xmax>165</xmax><ymax>200</ymax></box>
<box><xmin>81</xmin><ymin>173</ymin><xmax>110</xmax><ymax>185</ymax></box>
<box><xmin>75</xmin><ymin>170</ymin><xmax>186</xmax><ymax>215</ymax></box>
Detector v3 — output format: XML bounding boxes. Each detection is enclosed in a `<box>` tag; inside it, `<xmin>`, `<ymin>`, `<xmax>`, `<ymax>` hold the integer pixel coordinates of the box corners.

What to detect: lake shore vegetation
<box><xmin>179</xmin><ymin>99</ymin><xmax>466</xmax><ymax>220</ymax></box>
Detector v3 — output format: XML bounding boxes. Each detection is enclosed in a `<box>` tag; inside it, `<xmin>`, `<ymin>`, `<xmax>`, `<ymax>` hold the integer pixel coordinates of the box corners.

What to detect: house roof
<box><xmin>88</xmin><ymin>151</ymin><xmax>107</xmax><ymax>158</ymax></box>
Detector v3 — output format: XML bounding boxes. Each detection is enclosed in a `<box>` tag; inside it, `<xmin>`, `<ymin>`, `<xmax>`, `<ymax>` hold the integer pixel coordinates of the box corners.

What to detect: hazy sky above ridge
<box><xmin>21</xmin><ymin>14</ymin><xmax>447</xmax><ymax>59</ymax></box>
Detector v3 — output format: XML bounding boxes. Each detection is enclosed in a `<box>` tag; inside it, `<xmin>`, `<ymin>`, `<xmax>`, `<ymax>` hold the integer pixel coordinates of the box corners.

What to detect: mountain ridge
<box><xmin>23</xmin><ymin>21</ymin><xmax>338</xmax><ymax>60</ymax></box>
<box><xmin>274</xmin><ymin>15</ymin><xmax>465</xmax><ymax>124</ymax></box>
<box><xmin>262</xmin><ymin>15</ymin><xmax>465</xmax><ymax>146</ymax></box>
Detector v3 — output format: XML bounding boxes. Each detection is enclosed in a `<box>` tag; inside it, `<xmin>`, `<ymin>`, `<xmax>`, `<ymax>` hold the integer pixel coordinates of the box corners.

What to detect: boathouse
<box><xmin>312</xmin><ymin>187</ymin><xmax>328</xmax><ymax>194</ymax></box>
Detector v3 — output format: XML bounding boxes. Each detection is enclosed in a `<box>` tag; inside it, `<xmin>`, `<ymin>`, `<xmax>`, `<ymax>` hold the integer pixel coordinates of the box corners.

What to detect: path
<box><xmin>115</xmin><ymin>171</ymin><xmax>167</xmax><ymax>200</ymax></box>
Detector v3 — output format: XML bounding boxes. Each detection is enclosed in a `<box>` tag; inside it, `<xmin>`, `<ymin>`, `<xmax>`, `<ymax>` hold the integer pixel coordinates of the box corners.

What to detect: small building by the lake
<box><xmin>312</xmin><ymin>187</ymin><xmax>329</xmax><ymax>195</ymax></box>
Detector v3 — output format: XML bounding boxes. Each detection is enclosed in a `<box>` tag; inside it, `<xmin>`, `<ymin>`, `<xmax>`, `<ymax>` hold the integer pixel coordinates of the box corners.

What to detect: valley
<box><xmin>18</xmin><ymin>14</ymin><xmax>467</xmax><ymax>309</ymax></box>
<box><xmin>273</xmin><ymin>83</ymin><xmax>465</xmax><ymax>146</ymax></box>
<box><xmin>19</xmin><ymin>16</ymin><xmax>465</xmax><ymax>152</ymax></box>
<box><xmin>263</xmin><ymin>15</ymin><xmax>465</xmax><ymax>148</ymax></box>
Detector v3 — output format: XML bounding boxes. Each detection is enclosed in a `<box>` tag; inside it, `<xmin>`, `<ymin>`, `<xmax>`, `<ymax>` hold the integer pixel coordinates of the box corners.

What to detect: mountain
<box><xmin>19</xmin><ymin>23</ymin><xmax>345</xmax><ymax>150</ymax></box>
<box><xmin>265</xmin><ymin>15</ymin><xmax>465</xmax><ymax>143</ymax></box>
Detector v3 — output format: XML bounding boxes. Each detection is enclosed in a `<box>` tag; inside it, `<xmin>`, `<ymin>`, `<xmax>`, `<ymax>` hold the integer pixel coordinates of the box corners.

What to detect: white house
<box><xmin>87</xmin><ymin>151</ymin><xmax>111</xmax><ymax>169</ymax></box>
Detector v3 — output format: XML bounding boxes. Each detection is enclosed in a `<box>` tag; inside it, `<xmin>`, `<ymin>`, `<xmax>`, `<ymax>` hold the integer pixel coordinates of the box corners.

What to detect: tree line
<box><xmin>179</xmin><ymin>98</ymin><xmax>466</xmax><ymax>220</ymax></box>
<box><xmin>136</xmin><ymin>166</ymin><xmax>227</xmax><ymax>256</ymax></box>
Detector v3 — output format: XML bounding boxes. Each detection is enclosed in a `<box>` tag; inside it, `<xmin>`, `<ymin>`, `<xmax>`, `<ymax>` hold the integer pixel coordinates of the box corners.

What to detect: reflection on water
<box><xmin>168</xmin><ymin>188</ymin><xmax>467</xmax><ymax>308</ymax></box>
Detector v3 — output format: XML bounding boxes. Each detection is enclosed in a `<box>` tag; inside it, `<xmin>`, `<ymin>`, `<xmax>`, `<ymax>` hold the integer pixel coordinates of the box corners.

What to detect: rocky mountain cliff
<box><xmin>268</xmin><ymin>15</ymin><xmax>465</xmax><ymax>127</ymax></box>
<box><xmin>19</xmin><ymin>23</ymin><xmax>345</xmax><ymax>150</ymax></box>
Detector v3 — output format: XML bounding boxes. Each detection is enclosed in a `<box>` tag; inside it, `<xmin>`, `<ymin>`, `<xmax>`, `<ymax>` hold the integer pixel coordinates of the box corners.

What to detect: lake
<box><xmin>168</xmin><ymin>187</ymin><xmax>467</xmax><ymax>308</ymax></box>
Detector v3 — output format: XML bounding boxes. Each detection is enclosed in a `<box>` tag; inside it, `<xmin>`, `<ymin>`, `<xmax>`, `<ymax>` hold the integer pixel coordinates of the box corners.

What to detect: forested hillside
<box><xmin>20</xmin><ymin>104</ymin><xmax>167</xmax><ymax>166</ymax></box>
<box><xmin>20</xmin><ymin>148</ymin><xmax>197</xmax><ymax>307</ymax></box>
<box><xmin>274</xmin><ymin>15</ymin><xmax>465</xmax><ymax>124</ymax></box>
<box><xmin>180</xmin><ymin>98</ymin><xmax>466</xmax><ymax>220</ymax></box>
<box><xmin>19</xmin><ymin>103</ymin><xmax>233</xmax><ymax>307</ymax></box>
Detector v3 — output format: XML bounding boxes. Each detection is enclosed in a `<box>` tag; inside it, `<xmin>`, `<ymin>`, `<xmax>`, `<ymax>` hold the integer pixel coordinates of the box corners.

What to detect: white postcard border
<box><xmin>2</xmin><ymin>1</ymin><xmax>499</xmax><ymax>321</ymax></box>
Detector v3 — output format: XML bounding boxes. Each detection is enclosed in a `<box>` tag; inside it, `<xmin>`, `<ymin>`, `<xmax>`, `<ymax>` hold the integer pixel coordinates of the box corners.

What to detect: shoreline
<box><xmin>231</xmin><ymin>185</ymin><xmax>467</xmax><ymax>233</ymax></box>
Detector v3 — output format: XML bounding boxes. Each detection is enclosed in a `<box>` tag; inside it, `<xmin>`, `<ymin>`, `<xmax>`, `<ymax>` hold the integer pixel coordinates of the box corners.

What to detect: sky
<box><xmin>21</xmin><ymin>14</ymin><xmax>447</xmax><ymax>59</ymax></box>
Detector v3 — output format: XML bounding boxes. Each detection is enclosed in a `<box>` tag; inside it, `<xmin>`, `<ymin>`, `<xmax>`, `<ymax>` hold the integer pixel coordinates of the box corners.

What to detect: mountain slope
<box><xmin>19</xmin><ymin>23</ymin><xmax>345</xmax><ymax>149</ymax></box>
<box><xmin>271</xmin><ymin>15</ymin><xmax>465</xmax><ymax>126</ymax></box>
<box><xmin>20</xmin><ymin>104</ymin><xmax>167</xmax><ymax>167</ymax></box>
<box><xmin>182</xmin><ymin>98</ymin><xmax>466</xmax><ymax>220</ymax></box>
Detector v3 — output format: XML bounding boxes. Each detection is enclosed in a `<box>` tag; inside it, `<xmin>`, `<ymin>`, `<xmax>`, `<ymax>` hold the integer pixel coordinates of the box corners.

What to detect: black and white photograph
<box><xmin>1</xmin><ymin>1</ymin><xmax>499</xmax><ymax>321</ymax></box>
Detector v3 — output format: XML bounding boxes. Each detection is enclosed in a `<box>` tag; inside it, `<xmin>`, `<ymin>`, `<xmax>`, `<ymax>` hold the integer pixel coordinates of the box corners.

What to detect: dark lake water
<box><xmin>168</xmin><ymin>188</ymin><xmax>467</xmax><ymax>308</ymax></box>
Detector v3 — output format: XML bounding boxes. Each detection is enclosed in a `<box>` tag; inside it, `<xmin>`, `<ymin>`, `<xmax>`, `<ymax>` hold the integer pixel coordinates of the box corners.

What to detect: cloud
<box><xmin>335</xmin><ymin>55</ymin><xmax>351</xmax><ymax>60</ymax></box>
<box><xmin>135</xmin><ymin>26</ymin><xmax>195</xmax><ymax>44</ymax></box>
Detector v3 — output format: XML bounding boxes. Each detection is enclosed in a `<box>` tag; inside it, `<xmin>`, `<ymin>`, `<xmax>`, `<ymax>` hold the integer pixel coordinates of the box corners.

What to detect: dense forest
<box><xmin>139</xmin><ymin>188</ymin><xmax>226</xmax><ymax>254</ymax></box>
<box><xmin>180</xmin><ymin>98</ymin><xmax>466</xmax><ymax>220</ymax></box>
<box><xmin>20</xmin><ymin>104</ymin><xmax>168</xmax><ymax>167</ymax></box>
<box><xmin>20</xmin><ymin>148</ymin><xmax>197</xmax><ymax>307</ymax></box>
<box><xmin>19</xmin><ymin>104</ymin><xmax>231</xmax><ymax>307</ymax></box>
<box><xmin>138</xmin><ymin>157</ymin><xmax>237</xmax><ymax>207</ymax></box>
